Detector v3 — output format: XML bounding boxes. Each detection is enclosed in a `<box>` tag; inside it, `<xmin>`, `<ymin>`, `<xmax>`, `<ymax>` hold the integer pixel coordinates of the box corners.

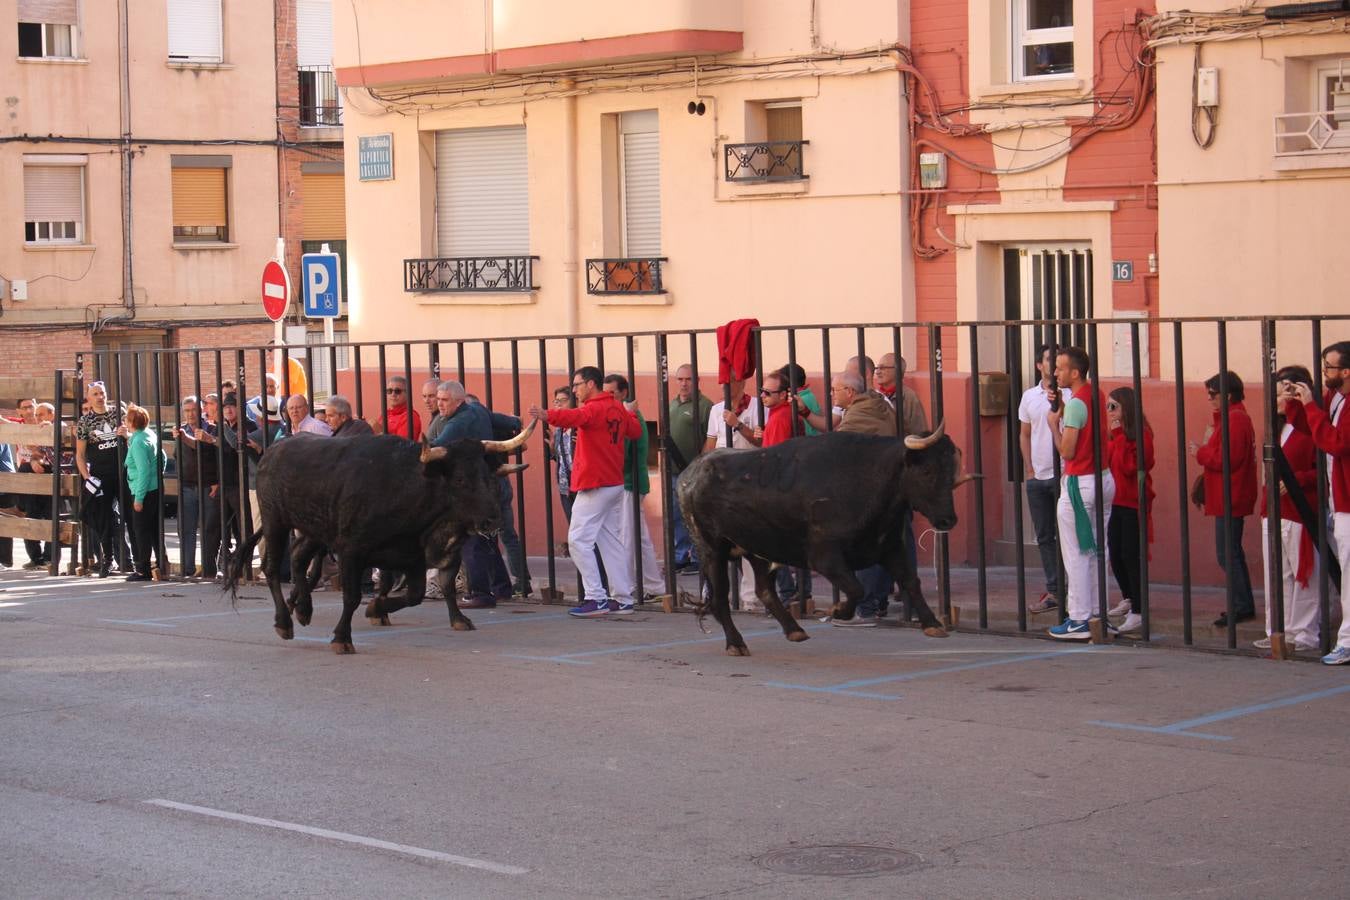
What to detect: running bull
<box><xmin>224</xmin><ymin>423</ymin><xmax>533</xmax><ymax>653</ymax></box>
<box><xmin>676</xmin><ymin>422</ymin><xmax>975</xmax><ymax>655</ymax></box>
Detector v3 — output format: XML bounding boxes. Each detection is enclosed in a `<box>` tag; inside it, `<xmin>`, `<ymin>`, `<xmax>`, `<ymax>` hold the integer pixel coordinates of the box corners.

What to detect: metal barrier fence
<box><xmin>21</xmin><ymin>314</ymin><xmax>1346</xmax><ymax>658</ymax></box>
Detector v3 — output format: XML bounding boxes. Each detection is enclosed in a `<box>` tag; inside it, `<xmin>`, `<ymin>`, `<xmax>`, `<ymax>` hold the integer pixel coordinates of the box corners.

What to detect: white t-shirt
<box><xmin>1018</xmin><ymin>383</ymin><xmax>1072</xmax><ymax>480</ymax></box>
<box><xmin>707</xmin><ymin>396</ymin><xmax>762</xmax><ymax>450</ymax></box>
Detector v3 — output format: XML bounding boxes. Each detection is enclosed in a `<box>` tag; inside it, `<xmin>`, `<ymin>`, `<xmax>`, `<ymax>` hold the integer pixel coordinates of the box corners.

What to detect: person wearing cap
<box><xmin>245</xmin><ymin>373</ymin><xmax>280</xmax><ymax>427</ymax></box>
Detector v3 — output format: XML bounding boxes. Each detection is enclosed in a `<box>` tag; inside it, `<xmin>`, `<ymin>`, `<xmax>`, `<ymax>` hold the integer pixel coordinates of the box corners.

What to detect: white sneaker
<box><xmin>1117</xmin><ymin>613</ymin><xmax>1143</xmax><ymax>634</ymax></box>
<box><xmin>1108</xmin><ymin>599</ymin><xmax>1132</xmax><ymax>617</ymax></box>
<box><xmin>1252</xmin><ymin>636</ymin><xmax>1272</xmax><ymax>650</ymax></box>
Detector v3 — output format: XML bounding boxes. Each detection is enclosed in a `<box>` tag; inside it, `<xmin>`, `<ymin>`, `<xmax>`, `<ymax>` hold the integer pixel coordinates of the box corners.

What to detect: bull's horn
<box><xmin>495</xmin><ymin>462</ymin><xmax>529</xmax><ymax>475</ymax></box>
<box><xmin>420</xmin><ymin>444</ymin><xmax>448</xmax><ymax>464</ymax></box>
<box><xmin>482</xmin><ymin>417</ymin><xmax>537</xmax><ymax>454</ymax></box>
<box><xmin>904</xmin><ymin>419</ymin><xmax>945</xmax><ymax>450</ymax></box>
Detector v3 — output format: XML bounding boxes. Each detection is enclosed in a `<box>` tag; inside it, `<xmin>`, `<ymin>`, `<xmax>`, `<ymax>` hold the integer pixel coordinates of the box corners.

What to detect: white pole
<box><xmin>273</xmin><ymin>237</ymin><xmax>286</xmax><ymax>378</ymax></box>
<box><xmin>320</xmin><ymin>242</ymin><xmax>335</xmax><ymax>345</ymax></box>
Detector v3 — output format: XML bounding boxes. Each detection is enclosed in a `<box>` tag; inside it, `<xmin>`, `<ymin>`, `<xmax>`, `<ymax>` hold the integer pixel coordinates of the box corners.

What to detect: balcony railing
<box><xmin>585</xmin><ymin>258</ymin><xmax>667</xmax><ymax>295</ymax></box>
<box><xmin>724</xmin><ymin>140</ymin><xmax>809</xmax><ymax>183</ymax></box>
<box><xmin>1274</xmin><ymin>109</ymin><xmax>1350</xmax><ymax>155</ymax></box>
<box><xmin>404</xmin><ymin>256</ymin><xmax>539</xmax><ymax>293</ymax></box>
<box><xmin>299</xmin><ymin>65</ymin><xmax>342</xmax><ymax>127</ymax></box>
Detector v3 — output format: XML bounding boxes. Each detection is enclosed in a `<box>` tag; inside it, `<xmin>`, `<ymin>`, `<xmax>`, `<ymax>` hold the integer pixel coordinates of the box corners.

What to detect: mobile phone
<box><xmin>1048</xmin><ymin>387</ymin><xmax>1062</xmax><ymax>413</ymax></box>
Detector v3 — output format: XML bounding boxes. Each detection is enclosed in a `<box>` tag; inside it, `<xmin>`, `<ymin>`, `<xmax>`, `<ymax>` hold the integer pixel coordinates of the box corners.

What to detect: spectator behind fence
<box><xmin>704</xmin><ymin>373</ymin><xmax>761</xmax><ymax>451</ymax></box>
<box><xmin>245</xmin><ymin>373</ymin><xmax>279</xmax><ymax>427</ymax></box>
<box><xmin>529</xmin><ymin>366</ymin><xmax>641</xmax><ymax>618</ymax></box>
<box><xmin>285</xmin><ymin>394</ymin><xmax>332</xmax><ymax>437</ymax></box>
<box><xmin>20</xmin><ymin>402</ymin><xmax>58</xmax><ymax>568</ymax></box>
<box><xmin>777</xmin><ymin>363</ymin><xmax>822</xmax><ymax>436</ymax></box>
<box><xmin>1046</xmin><ymin>346</ymin><xmax>1114</xmax><ymax>640</ymax></box>
<box><xmin>325</xmin><ymin>395</ymin><xmax>372</xmax><ymax>438</ymax></box>
<box><xmin>0</xmin><ymin>427</ymin><xmax>14</xmax><ymax>571</ymax></box>
<box><xmin>371</xmin><ymin>375</ymin><xmax>422</xmax><ymax>439</ymax></box>
<box><xmin>544</xmin><ymin>385</ymin><xmax>576</xmax><ymax>525</ymax></box>
<box><xmin>75</xmin><ymin>381</ymin><xmax>131</xmax><ymax>578</ymax></box>
<box><xmin>217</xmin><ymin>393</ymin><xmax>261</xmax><ymax>572</ymax></box>
<box><xmin>1191</xmin><ymin>371</ymin><xmax>1258</xmax><ymax>628</ymax></box>
<box><xmin>420</xmin><ymin>378</ymin><xmax>440</xmax><ymax>440</ymax></box>
<box><xmin>666</xmin><ymin>365</ymin><xmax>711</xmax><ymax>572</ymax></box>
<box><xmin>1019</xmin><ymin>344</ymin><xmax>1072</xmax><ymax>615</ymax></box>
<box><xmin>1105</xmin><ymin>387</ymin><xmax>1154</xmax><ymax>637</ymax></box>
<box><xmin>603</xmin><ymin>374</ymin><xmax>667</xmax><ymax>602</ymax></box>
<box><xmin>755</xmin><ymin>371</ymin><xmax>797</xmax><ymax>448</ymax></box>
<box><xmin>174</xmin><ymin>395</ymin><xmax>220</xmax><ymax>578</ymax></box>
<box><xmin>875</xmin><ymin>352</ymin><xmax>928</xmax><ymax>439</ymax></box>
<box><xmin>1257</xmin><ymin>366</ymin><xmax>1321</xmax><ymax>653</ymax></box>
<box><xmin>123</xmin><ymin>404</ymin><xmax>166</xmax><ymax>582</ymax></box>
<box><xmin>1290</xmin><ymin>341</ymin><xmax>1350</xmax><ymax>666</ymax></box>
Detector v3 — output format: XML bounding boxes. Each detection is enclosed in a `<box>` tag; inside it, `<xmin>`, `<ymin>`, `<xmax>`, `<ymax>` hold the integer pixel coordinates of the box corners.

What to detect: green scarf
<box><xmin>1066</xmin><ymin>475</ymin><xmax>1097</xmax><ymax>553</ymax></box>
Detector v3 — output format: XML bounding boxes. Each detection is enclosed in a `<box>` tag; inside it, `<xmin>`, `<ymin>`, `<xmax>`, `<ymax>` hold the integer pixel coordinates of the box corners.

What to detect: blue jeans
<box><xmin>670</xmin><ymin>472</ymin><xmax>695</xmax><ymax>567</ymax></box>
<box><xmin>1026</xmin><ymin>477</ymin><xmax>1061</xmax><ymax>595</ymax></box>
<box><xmin>179</xmin><ymin>484</ymin><xmax>201</xmax><ymax>574</ymax></box>
<box><xmin>1215</xmin><ymin>515</ymin><xmax>1256</xmax><ymax>618</ymax></box>
<box><xmin>855</xmin><ymin>564</ymin><xmax>892</xmax><ymax>618</ymax></box>
<box><xmin>463</xmin><ymin>534</ymin><xmax>511</xmax><ymax>600</ymax></box>
<box><xmin>497</xmin><ymin>476</ymin><xmax>529</xmax><ymax>590</ymax></box>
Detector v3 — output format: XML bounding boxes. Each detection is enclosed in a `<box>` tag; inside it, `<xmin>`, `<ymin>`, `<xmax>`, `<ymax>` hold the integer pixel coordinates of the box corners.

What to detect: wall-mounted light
<box><xmin>687</xmin><ymin>100</ymin><xmax>706</xmax><ymax>116</ymax></box>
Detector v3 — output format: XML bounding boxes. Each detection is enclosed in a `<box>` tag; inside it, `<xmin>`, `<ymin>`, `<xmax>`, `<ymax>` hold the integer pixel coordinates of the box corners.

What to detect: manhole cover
<box><xmin>756</xmin><ymin>845</ymin><xmax>920</xmax><ymax>876</ymax></box>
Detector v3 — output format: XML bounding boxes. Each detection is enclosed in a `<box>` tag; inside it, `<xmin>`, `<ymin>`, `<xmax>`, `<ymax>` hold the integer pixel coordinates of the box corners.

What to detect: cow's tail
<box><xmin>221</xmin><ymin>528</ymin><xmax>265</xmax><ymax>606</ymax></box>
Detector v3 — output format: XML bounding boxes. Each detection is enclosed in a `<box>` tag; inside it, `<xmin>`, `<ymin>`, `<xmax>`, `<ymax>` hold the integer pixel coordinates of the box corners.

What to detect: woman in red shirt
<box><xmin>1106</xmin><ymin>387</ymin><xmax>1154</xmax><ymax>636</ymax></box>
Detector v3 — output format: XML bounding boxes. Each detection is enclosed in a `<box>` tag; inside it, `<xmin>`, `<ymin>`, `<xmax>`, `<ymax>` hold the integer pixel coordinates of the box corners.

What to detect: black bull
<box><xmin>676</xmin><ymin>423</ymin><xmax>975</xmax><ymax>655</ymax></box>
<box><xmin>224</xmin><ymin>423</ymin><xmax>533</xmax><ymax>653</ymax></box>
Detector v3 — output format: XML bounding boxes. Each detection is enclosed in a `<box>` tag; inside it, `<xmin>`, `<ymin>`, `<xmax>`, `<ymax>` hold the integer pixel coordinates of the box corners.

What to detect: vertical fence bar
<box><xmin>152</xmin><ymin>351</ymin><xmax>164</xmax><ymax>578</ymax></box>
<box><xmin>656</xmin><ymin>332</ymin><xmax>676</xmax><ymax>603</ymax></box>
<box><xmin>1216</xmin><ymin>322</ymin><xmax>1238</xmax><ymax>649</ymax></box>
<box><xmin>928</xmin><ymin>323</ymin><xmax>951</xmax><ymax>623</ymax></box>
<box><xmin>1261</xmin><ymin>318</ymin><xmax>1286</xmax><ymax>657</ymax></box>
<box><xmin>787</xmin><ymin>327</ymin><xmax>807</xmax><ymax>615</ymax></box>
<box><xmin>1130</xmin><ymin>321</ymin><xmax>1151</xmax><ymax>642</ymax></box>
<box><xmin>1008</xmin><ymin>325</ymin><xmax>1027</xmax><ymax>632</ymax></box>
<box><xmin>539</xmin><ymin>338</ymin><xmax>557</xmax><ymax>601</ymax></box>
<box><xmin>48</xmin><ymin>368</ymin><xmax>64</xmax><ymax>576</ymax></box>
<box><xmin>192</xmin><ymin>350</ymin><xmax>205</xmax><ymax>579</ymax></box>
<box><xmin>569</xmin><ymin>338</ymin><xmax>582</xmax><ymax>602</ymax></box>
<box><xmin>626</xmin><ymin>334</ymin><xmax>644</xmax><ymax>603</ymax></box>
<box><xmin>510</xmin><ymin>339</ymin><xmax>526</xmax><ymax>592</ymax></box>
<box><xmin>403</xmin><ymin>342</ymin><xmax>414</xmax><ymax>440</ymax></box>
<box><xmin>377</xmin><ymin>344</ymin><xmax>388</xmax><ymax>431</ymax></box>
<box><xmin>690</xmin><ymin>332</ymin><xmax>707</xmax><ymax>605</ymax></box>
<box><xmin>353</xmin><ymin>344</ymin><xmax>365</xmax><ymax>420</ymax></box>
<box><xmin>968</xmin><ymin>324</ymin><xmax>987</xmax><ymax>629</ymax></box>
<box><xmin>1173</xmin><ymin>323</ymin><xmax>1194</xmax><ymax>644</ymax></box>
<box><xmin>1086</xmin><ymin>324</ymin><xmax>1109</xmax><ymax>630</ymax></box>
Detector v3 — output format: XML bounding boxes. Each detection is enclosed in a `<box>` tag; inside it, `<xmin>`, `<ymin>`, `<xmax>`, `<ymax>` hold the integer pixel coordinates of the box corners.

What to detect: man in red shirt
<box><xmin>529</xmin><ymin>366</ymin><xmax>641</xmax><ymax>617</ymax></box>
<box><xmin>372</xmin><ymin>375</ymin><xmax>422</xmax><ymax>439</ymax></box>
<box><xmin>1291</xmin><ymin>340</ymin><xmax>1350</xmax><ymax>665</ymax></box>
<box><xmin>756</xmin><ymin>372</ymin><xmax>796</xmax><ymax>447</ymax></box>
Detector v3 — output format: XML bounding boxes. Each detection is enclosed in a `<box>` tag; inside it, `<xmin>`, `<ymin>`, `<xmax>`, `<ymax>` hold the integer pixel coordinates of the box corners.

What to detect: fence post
<box><xmin>968</xmin><ymin>325</ymin><xmax>987</xmax><ymax>630</ymax></box>
<box><xmin>1172</xmin><ymin>323</ymin><xmax>1194</xmax><ymax>645</ymax></box>
<box><xmin>1130</xmin><ymin>321</ymin><xmax>1151</xmax><ymax>642</ymax></box>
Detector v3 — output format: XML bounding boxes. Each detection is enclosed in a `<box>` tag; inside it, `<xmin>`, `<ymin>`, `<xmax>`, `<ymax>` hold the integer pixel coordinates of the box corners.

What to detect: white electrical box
<box><xmin>1196</xmin><ymin>67</ymin><xmax>1219</xmax><ymax>108</ymax></box>
<box><xmin>919</xmin><ymin>152</ymin><xmax>947</xmax><ymax>189</ymax></box>
<box><xmin>10</xmin><ymin>279</ymin><xmax>28</xmax><ymax>301</ymax></box>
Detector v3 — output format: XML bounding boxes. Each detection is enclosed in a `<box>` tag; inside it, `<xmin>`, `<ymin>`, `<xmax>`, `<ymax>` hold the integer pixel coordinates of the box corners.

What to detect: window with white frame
<box><xmin>23</xmin><ymin>155</ymin><xmax>86</xmax><ymax>244</ymax></box>
<box><xmin>167</xmin><ymin>0</ymin><xmax>222</xmax><ymax>63</ymax></box>
<box><xmin>434</xmin><ymin>126</ymin><xmax>530</xmax><ymax>258</ymax></box>
<box><xmin>1012</xmin><ymin>0</ymin><xmax>1073</xmax><ymax>81</ymax></box>
<box><xmin>1318</xmin><ymin>60</ymin><xmax>1350</xmax><ymax>147</ymax></box>
<box><xmin>619</xmin><ymin>110</ymin><xmax>661</xmax><ymax>257</ymax></box>
<box><xmin>17</xmin><ymin>0</ymin><xmax>78</xmax><ymax>58</ymax></box>
<box><xmin>171</xmin><ymin>155</ymin><xmax>230</xmax><ymax>243</ymax></box>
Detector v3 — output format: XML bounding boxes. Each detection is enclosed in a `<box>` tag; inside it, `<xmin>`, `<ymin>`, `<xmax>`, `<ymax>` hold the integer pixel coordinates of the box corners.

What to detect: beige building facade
<box><xmin>333</xmin><ymin>0</ymin><xmax>915</xmax><ymax>359</ymax></box>
<box><xmin>0</xmin><ymin>0</ymin><xmax>345</xmax><ymax>401</ymax></box>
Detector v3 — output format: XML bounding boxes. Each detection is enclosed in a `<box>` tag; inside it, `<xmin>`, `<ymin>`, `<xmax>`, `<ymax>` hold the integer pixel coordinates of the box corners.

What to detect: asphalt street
<box><xmin>2</xmin><ymin>567</ymin><xmax>1348</xmax><ymax>898</ymax></box>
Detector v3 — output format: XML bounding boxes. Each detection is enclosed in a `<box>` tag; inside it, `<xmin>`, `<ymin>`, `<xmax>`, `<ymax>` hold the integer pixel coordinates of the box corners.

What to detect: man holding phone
<box><xmin>1018</xmin><ymin>344</ymin><xmax>1071</xmax><ymax>615</ymax></box>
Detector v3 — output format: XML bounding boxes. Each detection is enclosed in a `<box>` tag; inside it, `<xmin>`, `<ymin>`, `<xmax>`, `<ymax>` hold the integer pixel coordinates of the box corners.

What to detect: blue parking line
<box><xmin>766</xmin><ymin>648</ymin><xmax>1098</xmax><ymax>700</ymax></box>
<box><xmin>1090</xmin><ymin>682</ymin><xmax>1350</xmax><ymax>741</ymax></box>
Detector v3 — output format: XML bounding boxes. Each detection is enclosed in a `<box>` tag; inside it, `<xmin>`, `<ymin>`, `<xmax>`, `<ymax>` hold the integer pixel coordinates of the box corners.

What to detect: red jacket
<box><xmin>1107</xmin><ymin>425</ymin><xmax>1155</xmax><ymax>513</ymax></box>
<box><xmin>381</xmin><ymin>404</ymin><xmax>423</xmax><ymax>440</ymax></box>
<box><xmin>1261</xmin><ymin>422</ymin><xmax>1318</xmax><ymax>521</ymax></box>
<box><xmin>1289</xmin><ymin>392</ymin><xmax>1350</xmax><ymax>514</ymax></box>
<box><xmin>716</xmin><ymin>318</ymin><xmax>759</xmax><ymax>384</ymax></box>
<box><xmin>545</xmin><ymin>392</ymin><xmax>640</xmax><ymax>491</ymax></box>
<box><xmin>760</xmin><ymin>402</ymin><xmax>797</xmax><ymax>447</ymax></box>
<box><xmin>1196</xmin><ymin>400</ymin><xmax>1257</xmax><ymax>517</ymax></box>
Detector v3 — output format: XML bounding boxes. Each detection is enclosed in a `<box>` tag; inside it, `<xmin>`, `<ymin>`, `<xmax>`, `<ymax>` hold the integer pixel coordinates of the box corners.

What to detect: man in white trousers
<box><xmin>529</xmin><ymin>367</ymin><xmax>642</xmax><ymax>617</ymax></box>
<box><xmin>1046</xmin><ymin>346</ymin><xmax>1115</xmax><ymax>640</ymax></box>
<box><xmin>1292</xmin><ymin>341</ymin><xmax>1350</xmax><ymax>665</ymax></box>
<box><xmin>603</xmin><ymin>374</ymin><xmax>668</xmax><ymax>602</ymax></box>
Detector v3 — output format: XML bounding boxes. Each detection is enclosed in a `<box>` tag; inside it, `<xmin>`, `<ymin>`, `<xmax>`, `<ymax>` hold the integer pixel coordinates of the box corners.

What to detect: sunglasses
<box><xmin>759</xmin><ymin>388</ymin><xmax>785</xmax><ymax>395</ymax></box>
<box><xmin>385</xmin><ymin>387</ymin><xmax>405</xmax><ymax>394</ymax></box>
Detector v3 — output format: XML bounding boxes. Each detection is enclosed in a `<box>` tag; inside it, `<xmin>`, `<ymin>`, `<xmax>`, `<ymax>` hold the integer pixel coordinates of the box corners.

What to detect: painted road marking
<box><xmin>503</xmin><ymin>623</ymin><xmax>829</xmax><ymax>665</ymax></box>
<box><xmin>1090</xmin><ymin>682</ymin><xmax>1350</xmax><ymax>741</ymax></box>
<box><xmin>143</xmin><ymin>799</ymin><xmax>527</xmax><ymax>875</ymax></box>
<box><xmin>766</xmin><ymin>648</ymin><xmax>1100</xmax><ymax>700</ymax></box>
<box><xmin>291</xmin><ymin>611</ymin><xmax>574</xmax><ymax>644</ymax></box>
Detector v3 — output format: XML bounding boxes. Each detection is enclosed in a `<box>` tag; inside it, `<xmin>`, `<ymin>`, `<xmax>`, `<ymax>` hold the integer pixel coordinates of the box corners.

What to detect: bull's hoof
<box><xmin>366</xmin><ymin>614</ymin><xmax>391</xmax><ymax>627</ymax></box>
<box><xmin>285</xmin><ymin>597</ymin><xmax>297</xmax><ymax>613</ymax></box>
<box><xmin>786</xmin><ymin>630</ymin><xmax>810</xmax><ymax>643</ymax></box>
<box><xmin>331</xmin><ymin>641</ymin><xmax>356</xmax><ymax>654</ymax></box>
<box><xmin>296</xmin><ymin>609</ymin><xmax>313</xmax><ymax>627</ymax></box>
<box><xmin>274</xmin><ymin>625</ymin><xmax>293</xmax><ymax>641</ymax></box>
<box><xmin>922</xmin><ymin>626</ymin><xmax>951</xmax><ymax>638</ymax></box>
<box><xmin>451</xmin><ymin>619</ymin><xmax>475</xmax><ymax>632</ymax></box>
<box><xmin>726</xmin><ymin>645</ymin><xmax>751</xmax><ymax>657</ymax></box>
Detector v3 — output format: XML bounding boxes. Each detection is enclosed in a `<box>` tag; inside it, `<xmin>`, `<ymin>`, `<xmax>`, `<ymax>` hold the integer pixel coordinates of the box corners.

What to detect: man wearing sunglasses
<box><xmin>372</xmin><ymin>375</ymin><xmax>422</xmax><ymax>440</ymax></box>
<box><xmin>1290</xmin><ymin>340</ymin><xmax>1350</xmax><ymax>665</ymax></box>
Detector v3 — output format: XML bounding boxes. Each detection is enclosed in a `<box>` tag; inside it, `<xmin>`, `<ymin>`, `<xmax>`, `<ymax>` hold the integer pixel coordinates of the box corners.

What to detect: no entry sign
<box><xmin>261</xmin><ymin>259</ymin><xmax>290</xmax><ymax>322</ymax></box>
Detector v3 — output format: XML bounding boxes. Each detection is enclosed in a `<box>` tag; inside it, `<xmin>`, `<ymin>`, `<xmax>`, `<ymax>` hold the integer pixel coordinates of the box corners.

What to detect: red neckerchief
<box><xmin>734</xmin><ymin>393</ymin><xmax>751</xmax><ymax>416</ymax></box>
<box><xmin>877</xmin><ymin>383</ymin><xmax>896</xmax><ymax>398</ymax></box>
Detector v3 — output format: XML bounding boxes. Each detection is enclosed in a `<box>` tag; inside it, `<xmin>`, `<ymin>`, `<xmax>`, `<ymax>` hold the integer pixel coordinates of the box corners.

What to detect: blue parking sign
<box><xmin>301</xmin><ymin>252</ymin><xmax>341</xmax><ymax>318</ymax></box>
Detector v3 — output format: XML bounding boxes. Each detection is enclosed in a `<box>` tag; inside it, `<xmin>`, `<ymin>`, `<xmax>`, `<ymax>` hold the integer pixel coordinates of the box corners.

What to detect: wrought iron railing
<box><xmin>1274</xmin><ymin>109</ymin><xmax>1350</xmax><ymax>155</ymax></box>
<box><xmin>585</xmin><ymin>257</ymin><xmax>667</xmax><ymax>295</ymax></box>
<box><xmin>723</xmin><ymin>140</ymin><xmax>809</xmax><ymax>182</ymax></box>
<box><xmin>404</xmin><ymin>256</ymin><xmax>539</xmax><ymax>293</ymax></box>
<box><xmin>299</xmin><ymin>65</ymin><xmax>342</xmax><ymax>127</ymax></box>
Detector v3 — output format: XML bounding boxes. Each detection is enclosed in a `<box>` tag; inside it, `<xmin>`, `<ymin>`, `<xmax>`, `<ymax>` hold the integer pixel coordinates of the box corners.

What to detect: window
<box><xmin>17</xmin><ymin>0</ymin><xmax>77</xmax><ymax>58</ymax></box>
<box><xmin>1319</xmin><ymin>60</ymin><xmax>1350</xmax><ymax>147</ymax></box>
<box><xmin>1012</xmin><ymin>0</ymin><xmax>1073</xmax><ymax>81</ymax></box>
<box><xmin>765</xmin><ymin>102</ymin><xmax>802</xmax><ymax>144</ymax></box>
<box><xmin>23</xmin><ymin>155</ymin><xmax>85</xmax><ymax>244</ymax></box>
<box><xmin>171</xmin><ymin>156</ymin><xmax>230</xmax><ymax>243</ymax></box>
<box><xmin>619</xmin><ymin>110</ymin><xmax>660</xmax><ymax>257</ymax></box>
<box><xmin>92</xmin><ymin>333</ymin><xmax>173</xmax><ymax>405</ymax></box>
<box><xmin>167</xmin><ymin>0</ymin><xmax>222</xmax><ymax>63</ymax></box>
<box><xmin>434</xmin><ymin>126</ymin><xmax>529</xmax><ymax>258</ymax></box>
<box><xmin>304</xmin><ymin>328</ymin><xmax>349</xmax><ymax>403</ymax></box>
<box><xmin>297</xmin><ymin>0</ymin><xmax>341</xmax><ymax>126</ymax></box>
<box><xmin>1004</xmin><ymin>245</ymin><xmax>1093</xmax><ymax>382</ymax></box>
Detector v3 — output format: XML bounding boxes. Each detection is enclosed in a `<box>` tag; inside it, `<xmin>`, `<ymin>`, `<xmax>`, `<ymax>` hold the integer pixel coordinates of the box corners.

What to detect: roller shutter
<box><xmin>167</xmin><ymin>0</ymin><xmax>222</xmax><ymax>62</ymax></box>
<box><xmin>17</xmin><ymin>0</ymin><xmax>76</xmax><ymax>23</ymax></box>
<box><xmin>619</xmin><ymin>110</ymin><xmax>660</xmax><ymax>257</ymax></box>
<box><xmin>24</xmin><ymin>165</ymin><xmax>83</xmax><ymax>222</ymax></box>
<box><xmin>171</xmin><ymin>167</ymin><xmax>227</xmax><ymax>227</ymax></box>
<box><xmin>434</xmin><ymin>126</ymin><xmax>529</xmax><ymax>257</ymax></box>
<box><xmin>297</xmin><ymin>0</ymin><xmax>333</xmax><ymax>68</ymax></box>
<box><xmin>303</xmin><ymin>173</ymin><xmax>346</xmax><ymax>239</ymax></box>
